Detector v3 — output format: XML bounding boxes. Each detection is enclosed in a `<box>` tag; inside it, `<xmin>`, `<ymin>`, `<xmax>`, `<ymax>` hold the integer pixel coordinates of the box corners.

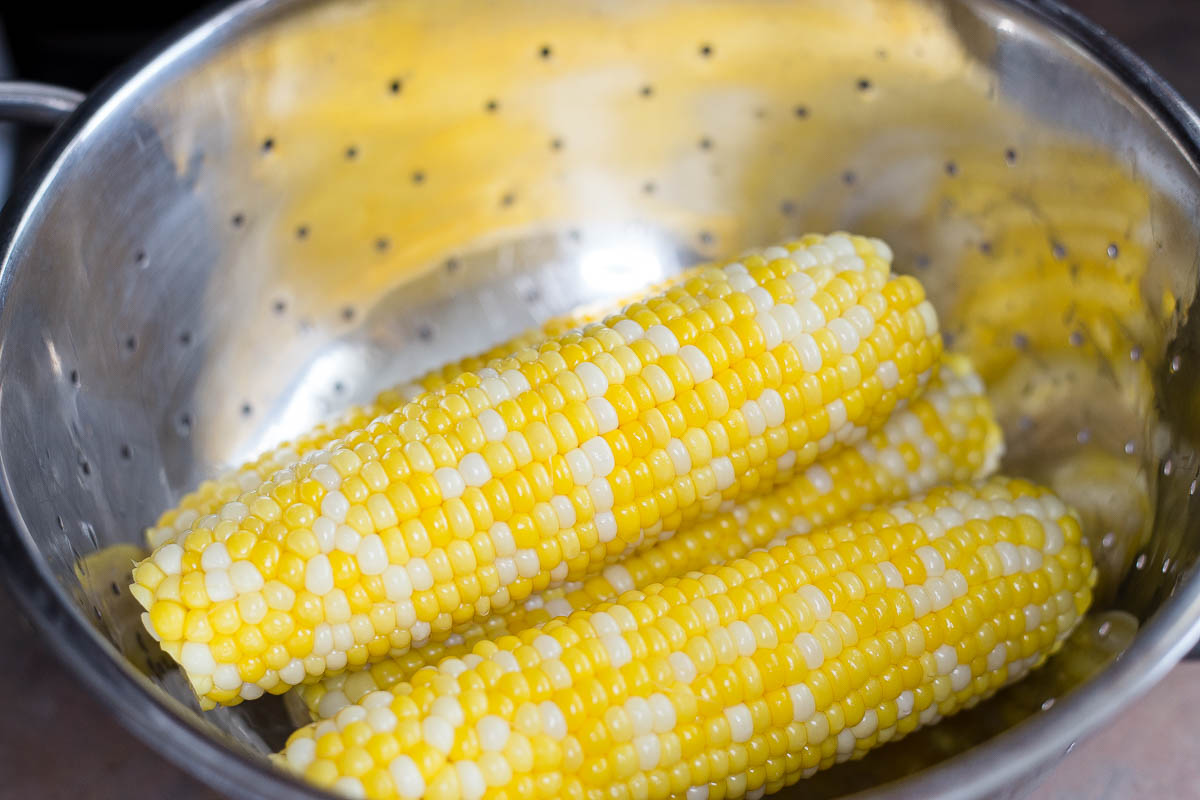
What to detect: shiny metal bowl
<box><xmin>1</xmin><ymin>1</ymin><xmax>1199</xmax><ymax>798</ymax></box>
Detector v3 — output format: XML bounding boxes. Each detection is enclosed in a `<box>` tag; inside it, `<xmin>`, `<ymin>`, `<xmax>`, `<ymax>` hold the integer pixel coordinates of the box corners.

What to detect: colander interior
<box><xmin>1</xmin><ymin>1</ymin><xmax>1199</xmax><ymax>797</ymax></box>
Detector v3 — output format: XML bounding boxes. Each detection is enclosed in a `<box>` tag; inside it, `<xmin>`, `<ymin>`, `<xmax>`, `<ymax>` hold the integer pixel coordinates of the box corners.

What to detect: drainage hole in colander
<box><xmin>1106</xmin><ymin>243</ymin><xmax>1119</xmax><ymax>259</ymax></box>
<box><xmin>444</xmin><ymin>258</ymin><xmax>459</xmax><ymax>274</ymax></box>
<box><xmin>1012</xmin><ymin>332</ymin><xmax>1030</xmax><ymax>351</ymax></box>
<box><xmin>272</xmin><ymin>299</ymin><xmax>287</xmax><ymax>315</ymax></box>
<box><xmin>341</xmin><ymin>306</ymin><xmax>356</xmax><ymax>323</ymax></box>
<box><xmin>177</xmin><ymin>412</ymin><xmax>193</xmax><ymax>437</ymax></box>
<box><xmin>1100</xmin><ymin>532</ymin><xmax>1116</xmax><ymax>550</ymax></box>
<box><xmin>794</xmin><ymin>105</ymin><xmax>809</xmax><ymax>119</ymax></box>
<box><xmin>699</xmin><ymin>43</ymin><xmax>714</xmax><ymax>58</ymax></box>
<box><xmin>1052</xmin><ymin>241</ymin><xmax>1067</xmax><ymax>260</ymax></box>
<box><xmin>240</xmin><ymin>403</ymin><xmax>253</xmax><ymax>418</ymax></box>
<box><xmin>856</xmin><ymin>77</ymin><xmax>873</xmax><ymax>92</ymax></box>
<box><xmin>640</xmin><ymin>85</ymin><xmax>654</xmax><ymax>98</ymax></box>
<box><xmin>388</xmin><ymin>79</ymin><xmax>402</xmax><ymax>95</ymax></box>
<box><xmin>1005</xmin><ymin>148</ymin><xmax>1018</xmax><ymax>164</ymax></box>
<box><xmin>538</xmin><ymin>44</ymin><xmax>552</xmax><ymax>60</ymax></box>
<box><xmin>69</xmin><ymin>369</ymin><xmax>80</xmax><ymax>387</ymax></box>
<box><xmin>1170</xmin><ymin>355</ymin><xmax>1182</xmax><ymax>373</ymax></box>
<box><xmin>1163</xmin><ymin>459</ymin><xmax>1174</xmax><ymax>476</ymax></box>
<box><xmin>119</xmin><ymin>444</ymin><xmax>132</xmax><ymax>460</ymax></box>
<box><xmin>1069</xmin><ymin>331</ymin><xmax>1084</xmax><ymax>347</ymax></box>
<box><xmin>55</xmin><ymin>515</ymin><xmax>64</xmax><ymax>530</ymax></box>
<box><xmin>345</xmin><ymin>146</ymin><xmax>359</xmax><ymax>160</ymax></box>
<box><xmin>945</xmin><ymin>160</ymin><xmax>958</xmax><ymax>177</ymax></box>
<box><xmin>231</xmin><ymin>212</ymin><xmax>245</xmax><ymax>228</ymax></box>
<box><xmin>80</xmin><ymin>459</ymin><xmax>91</xmax><ymax>476</ymax></box>
<box><xmin>110</xmin><ymin>581</ymin><xmax>120</xmax><ymax>596</ymax></box>
<box><xmin>1130</xmin><ymin>345</ymin><xmax>1143</xmax><ymax>362</ymax></box>
<box><xmin>500</xmin><ymin>192</ymin><xmax>516</xmax><ymax>208</ymax></box>
<box><xmin>1123</xmin><ymin>439</ymin><xmax>1136</xmax><ymax>455</ymax></box>
<box><xmin>842</xmin><ymin>170</ymin><xmax>857</xmax><ymax>185</ymax></box>
<box><xmin>978</xmin><ymin>241</ymin><xmax>992</xmax><ymax>255</ymax></box>
<box><xmin>699</xmin><ymin>230</ymin><xmax>715</xmax><ymax>247</ymax></box>
<box><xmin>523</xmin><ymin>287</ymin><xmax>541</xmax><ymax>304</ymax></box>
<box><xmin>178</xmin><ymin>330</ymin><xmax>192</xmax><ymax>346</ymax></box>
<box><xmin>333</xmin><ymin>381</ymin><xmax>346</xmax><ymax>395</ymax></box>
<box><xmin>375</xmin><ymin>237</ymin><xmax>390</xmax><ymax>252</ymax></box>
<box><xmin>261</xmin><ymin>137</ymin><xmax>275</xmax><ymax>154</ymax></box>
<box><xmin>1076</xmin><ymin>428</ymin><xmax>1090</xmax><ymax>444</ymax></box>
<box><xmin>550</xmin><ymin>138</ymin><xmax>563</xmax><ymax>151</ymax></box>
<box><xmin>417</xmin><ymin>325</ymin><xmax>434</xmax><ymax>342</ymax></box>
<box><xmin>915</xmin><ymin>254</ymin><xmax>931</xmax><ymax>269</ymax></box>
<box><xmin>1135</xmin><ymin>553</ymin><xmax>1148</xmax><ymax>569</ymax></box>
<box><xmin>780</xmin><ymin>200</ymin><xmax>796</xmax><ymax>216</ymax></box>
<box><xmin>699</xmin><ymin>137</ymin><xmax>713</xmax><ymax>151</ymax></box>
<box><xmin>643</xmin><ymin>181</ymin><xmax>656</xmax><ymax>195</ymax></box>
<box><xmin>485</xmin><ymin>99</ymin><xmax>500</xmax><ymax>113</ymax></box>
<box><xmin>134</xmin><ymin>249</ymin><xmax>147</xmax><ymax>267</ymax></box>
<box><xmin>123</xmin><ymin>335</ymin><xmax>137</xmax><ymax>353</ymax></box>
<box><xmin>412</xmin><ymin>170</ymin><xmax>425</xmax><ymax>185</ymax></box>
<box><xmin>296</xmin><ymin>225</ymin><xmax>310</xmax><ymax>240</ymax></box>
<box><xmin>568</xmin><ymin>228</ymin><xmax>582</xmax><ymax>243</ymax></box>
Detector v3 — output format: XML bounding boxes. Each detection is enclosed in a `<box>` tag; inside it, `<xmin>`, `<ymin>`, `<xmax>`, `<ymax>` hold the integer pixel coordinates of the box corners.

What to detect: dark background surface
<box><xmin>0</xmin><ymin>1</ymin><xmax>1198</xmax><ymax>798</ymax></box>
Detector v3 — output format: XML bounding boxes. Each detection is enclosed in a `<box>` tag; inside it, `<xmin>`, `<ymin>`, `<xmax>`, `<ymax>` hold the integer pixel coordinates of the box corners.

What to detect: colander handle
<box><xmin>0</xmin><ymin>81</ymin><xmax>83</xmax><ymax>126</ymax></box>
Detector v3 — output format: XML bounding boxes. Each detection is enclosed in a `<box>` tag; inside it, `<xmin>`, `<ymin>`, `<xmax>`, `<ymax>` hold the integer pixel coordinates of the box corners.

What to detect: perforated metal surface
<box><xmin>1</xmin><ymin>1</ymin><xmax>1200</xmax><ymax>798</ymax></box>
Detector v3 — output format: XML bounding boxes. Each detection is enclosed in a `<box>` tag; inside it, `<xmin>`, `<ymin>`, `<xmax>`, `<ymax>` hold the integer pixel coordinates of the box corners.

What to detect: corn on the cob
<box><xmin>132</xmin><ymin>233</ymin><xmax>943</xmax><ymax>707</ymax></box>
<box><xmin>301</xmin><ymin>354</ymin><xmax>999</xmax><ymax>719</ymax></box>
<box><xmin>145</xmin><ymin>273</ymin><xmax>692</xmax><ymax>550</ymax></box>
<box><xmin>278</xmin><ymin>478</ymin><xmax>1094</xmax><ymax>800</ymax></box>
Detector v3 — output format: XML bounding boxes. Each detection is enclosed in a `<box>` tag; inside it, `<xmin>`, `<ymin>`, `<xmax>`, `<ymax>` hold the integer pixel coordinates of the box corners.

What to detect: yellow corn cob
<box><xmin>277</xmin><ymin>478</ymin><xmax>1095</xmax><ymax>800</ymax></box>
<box><xmin>301</xmin><ymin>353</ymin><xmax>999</xmax><ymax>718</ymax></box>
<box><xmin>132</xmin><ymin>233</ymin><xmax>943</xmax><ymax>707</ymax></box>
<box><xmin>145</xmin><ymin>272</ymin><xmax>692</xmax><ymax>549</ymax></box>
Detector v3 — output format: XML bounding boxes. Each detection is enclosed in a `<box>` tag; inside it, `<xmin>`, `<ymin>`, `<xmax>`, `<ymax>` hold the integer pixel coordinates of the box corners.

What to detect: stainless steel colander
<box><xmin>2</xmin><ymin>1</ymin><xmax>1199</xmax><ymax>798</ymax></box>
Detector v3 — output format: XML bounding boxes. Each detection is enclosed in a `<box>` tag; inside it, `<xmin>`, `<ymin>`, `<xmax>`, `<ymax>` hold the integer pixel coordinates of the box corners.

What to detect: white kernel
<box><xmin>492</xmin><ymin>651</ymin><xmax>520</xmax><ymax>674</ymax></box>
<box><xmin>459</xmin><ymin>452</ymin><xmax>491</xmax><ymax>487</ymax></box>
<box><xmin>602</xmin><ymin>564</ymin><xmax>634</xmax><ymax>595</ymax></box>
<box><xmin>725</xmin><ymin>704</ymin><xmax>753</xmax><ymax>743</ymax></box>
<box><xmin>356</xmin><ymin>534</ymin><xmax>388</xmax><ymax>575</ymax></box>
<box><xmin>332</xmin><ymin>622</ymin><xmax>354</xmax><ymax>649</ymax></box>
<box><xmin>478</xmin><ymin>715</ymin><xmax>510</xmax><ymax>751</ymax></box>
<box><xmin>1043</xmin><ymin>521</ymin><xmax>1065</xmax><ymax>555</ymax></box>
<box><xmin>994</xmin><ymin>541</ymin><xmax>1021</xmax><ymax>576</ymax></box>
<box><xmin>200</xmin><ymin>542</ymin><xmax>231</xmax><ymax>571</ymax></box>
<box><xmin>826</xmin><ymin>398</ymin><xmax>848</xmax><ymax>432</ymax></box>
<box><xmin>878</xmin><ymin>360</ymin><xmax>899</xmax><ymax>390</ymax></box>
<box><xmin>757</xmin><ymin>311</ymin><xmax>783</xmax><ymax>350</ymax></box>
<box><xmin>798</xmin><ymin>585</ymin><xmax>832</xmax><ymax>620</ymax></box>
<box><xmin>587</xmin><ymin>397</ymin><xmax>619</xmax><ymax>434</ymax></box>
<box><xmin>934</xmin><ymin>644</ymin><xmax>957</xmax><ymax>675</ymax></box>
<box><xmin>477</xmin><ymin>409</ymin><xmax>507</xmax><ymax>442</ymax></box>
<box><xmin>1020</xmin><ymin>546</ymin><xmax>1043</xmax><ymax>572</ymax></box>
<box><xmin>389</xmin><ymin>754</ymin><xmax>425</xmax><ymax>799</ymax></box>
<box><xmin>406</xmin><ymin>557</ymin><xmax>433</xmax><ymax>591</ymax></box>
<box><xmin>896</xmin><ymin>690</ymin><xmax>915</xmax><ymax>718</ymax></box>
<box><xmin>431</xmin><ymin>696</ymin><xmax>465</xmax><ymax>726</ymax></box>
<box><xmin>759</xmin><ymin>388</ymin><xmax>785</xmax><ymax>427</ymax></box>
<box><xmin>945</xmin><ymin>569</ymin><xmax>968</xmax><ymax>598</ymax></box>
<box><xmin>747</xmin><ymin>286</ymin><xmax>774</xmax><ymax>313</ymax></box>
<box><xmin>828</xmin><ymin>318</ymin><xmax>860</xmax><ymax>354</ymax></box>
<box><xmin>789</xmin><ymin>683</ymin><xmax>816</xmax><ymax>721</ymax></box>
<box><xmin>181</xmin><ymin>642</ymin><xmax>217</xmax><ymax>676</ymax></box>
<box><xmin>422</xmin><ymin>716</ymin><xmax>455</xmax><ymax>754</ymax></box>
<box><xmin>805</xmin><ymin>464</ymin><xmax>834</xmax><ymax>494</ymax></box>
<box><xmin>583</xmin><ymin>437</ymin><xmax>616</xmax><ymax>477</ymax></box>
<box><xmin>907</xmin><ymin>585</ymin><xmax>931</xmax><ymax>617</ymax></box>
<box><xmin>934</xmin><ymin>507</ymin><xmax>966</xmax><ymax>531</ymax></box>
<box><xmin>773</xmin><ymin>304</ymin><xmax>801</xmax><ymax>341</ymax></box>
<box><xmin>687</xmin><ymin>786</ymin><xmax>710</xmax><ymax>800</ymax></box>
<box><xmin>670</xmin><ymin>652</ymin><xmax>698</xmax><ymax>683</ymax></box>
<box><xmin>548</xmin><ymin>495</ymin><xmax>576</xmax><ymax>529</ymax></box>
<box><xmin>153</xmin><ymin>543</ymin><xmax>184</xmax><ymax>575</ymax></box>
<box><xmin>496</xmin><ymin>556</ymin><xmax>518</xmax><ymax>585</ymax></box>
<box><xmin>312</xmin><ymin>464</ymin><xmax>342</xmax><ymax>491</ymax></box>
<box><xmin>204</xmin><ymin>569</ymin><xmax>235</xmax><ymax>602</ymax></box>
<box><xmin>382</xmin><ymin>565</ymin><xmax>412</xmax><ymax>600</ymax></box>
<box><xmin>916</xmin><ymin>546</ymin><xmax>945</xmax><ymax>578</ymax></box>
<box><xmin>645</xmin><ymin>324</ymin><xmax>680</xmax><ymax>356</ymax></box>
<box><xmin>678</xmin><ymin>345</ymin><xmax>714</xmax><ymax>382</ymax></box>
<box><xmin>794</xmin><ymin>633</ymin><xmax>824</xmax><ymax>670</ymax></box>
<box><xmin>837</xmin><ymin>727</ymin><xmax>857</xmax><ymax>756</ymax></box>
<box><xmin>285</xmin><ymin>737</ymin><xmax>316</xmax><ymax>770</ymax></box>
<box><xmin>918</xmin><ymin>515</ymin><xmax>945</xmax><ymax>540</ymax></box>
<box><xmin>786</xmin><ymin>271</ymin><xmax>817</xmax><ymax>298</ymax></box>
<box><xmin>595</xmin><ymin>511</ymin><xmax>618</xmax><ymax>542</ymax></box>
<box><xmin>433</xmin><ymin>466</ymin><xmax>465</xmax><ymax>499</ymax></box>
<box><xmin>666</xmin><ymin>438</ymin><xmax>692</xmax><ymax>474</ymax></box>
<box><xmin>987</xmin><ymin>643</ymin><xmax>1008</xmax><ymax>671</ymax></box>
<box><xmin>625</xmin><ymin>696</ymin><xmax>652</xmax><ymax>736</ymax></box>
<box><xmin>366</xmin><ymin>706</ymin><xmax>398</xmax><ymax>734</ymax></box>
<box><xmin>501</xmin><ymin>369</ymin><xmax>531</xmax><ymax>396</ymax></box>
<box><xmin>852</xmin><ymin>709</ymin><xmax>878</xmax><ymax>739</ymax></box>
<box><xmin>226</xmin><ymin>561</ymin><xmax>262</xmax><ymax>594</ymax></box>
<box><xmin>711</xmin><ymin>456</ymin><xmax>735</xmax><ymax>491</ymax></box>
<box><xmin>588</xmin><ymin>478</ymin><xmax>615</xmax><ymax>512</ymax></box>
<box><xmin>613</xmin><ymin>319</ymin><xmax>644</xmax><ymax>343</ymax></box>
<box><xmin>312</xmin><ymin>624</ymin><xmax>334</xmax><ymax>657</ymax></box>
<box><xmin>575</xmin><ymin>362</ymin><xmax>609</xmax><ymax>397</ymax></box>
<box><xmin>742</xmin><ymin>401</ymin><xmax>767</xmax><ymax>437</ymax></box>
<box><xmin>634</xmin><ymin>733</ymin><xmax>660</xmax><ymax>770</ymax></box>
<box><xmin>602</xmin><ymin>633</ymin><xmax>632</xmax><ymax>668</ymax></box>
<box><xmin>565</xmin><ymin>449</ymin><xmax>593</xmax><ymax>485</ymax></box>
<box><xmin>213</xmin><ymin>664</ymin><xmax>241</xmax><ymax>691</ymax></box>
<box><xmin>878</xmin><ymin>561</ymin><xmax>904</xmax><ymax>589</ymax></box>
<box><xmin>590</xmin><ymin>611</ymin><xmax>620</xmax><ymax>637</ymax></box>
<box><xmin>793</xmin><ymin>333</ymin><xmax>822</xmax><ymax>372</ymax></box>
<box><xmin>321</xmin><ymin>491</ymin><xmax>350</xmax><ymax>524</ymax></box>
<box><xmin>794</xmin><ymin>299</ymin><xmax>826</xmax><ymax>332</ymax></box>
<box><xmin>728</xmin><ymin>621</ymin><xmax>757</xmax><ymax>656</ymax></box>
<box><xmin>480</xmin><ymin>377</ymin><xmax>510</xmax><ymax>404</ymax></box>
<box><xmin>729</xmin><ymin>273</ymin><xmax>757</xmax><ymax>292</ymax></box>
<box><xmin>515</xmin><ymin>549</ymin><xmax>541</xmax><ymax>578</ymax></box>
<box><xmin>916</xmin><ymin>300</ymin><xmax>939</xmax><ymax>337</ymax></box>
<box><xmin>951</xmin><ymin>664</ymin><xmax>972</xmax><ymax>691</ymax></box>
<box><xmin>456</xmin><ymin>762</ymin><xmax>486</xmax><ymax>800</ymax></box>
<box><xmin>280</xmin><ymin>658</ymin><xmax>305</xmax><ymax>685</ymax></box>
<box><xmin>334</xmin><ymin>524</ymin><xmax>361</xmax><ymax>554</ymax></box>
<box><xmin>489</xmin><ymin>521</ymin><xmax>515</xmax><ymax>556</ymax></box>
<box><xmin>649</xmin><ymin>693</ymin><xmax>675</xmax><ymax>732</ymax></box>
<box><xmin>1024</xmin><ymin>604</ymin><xmax>1042</xmax><ymax>632</ymax></box>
